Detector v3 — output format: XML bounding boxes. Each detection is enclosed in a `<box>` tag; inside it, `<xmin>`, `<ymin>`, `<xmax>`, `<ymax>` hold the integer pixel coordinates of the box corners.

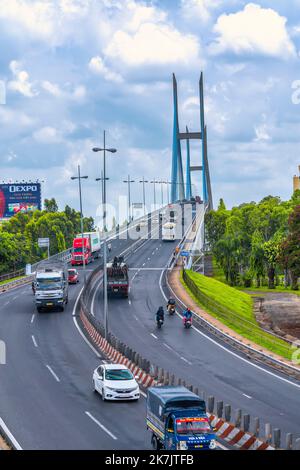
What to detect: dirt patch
<box><xmin>0</xmin><ymin>434</ymin><xmax>10</xmax><ymax>450</ymax></box>
<box><xmin>251</xmin><ymin>291</ymin><xmax>300</xmax><ymax>341</ymax></box>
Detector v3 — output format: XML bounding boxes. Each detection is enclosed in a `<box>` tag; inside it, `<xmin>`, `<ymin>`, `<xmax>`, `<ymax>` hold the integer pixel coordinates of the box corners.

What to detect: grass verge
<box><xmin>0</xmin><ymin>275</ymin><xmax>26</xmax><ymax>286</ymax></box>
<box><xmin>181</xmin><ymin>269</ymin><xmax>293</xmax><ymax>361</ymax></box>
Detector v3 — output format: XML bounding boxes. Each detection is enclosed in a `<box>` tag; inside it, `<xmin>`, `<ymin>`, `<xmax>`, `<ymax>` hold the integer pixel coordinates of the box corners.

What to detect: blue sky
<box><xmin>0</xmin><ymin>0</ymin><xmax>300</xmax><ymax>219</ymax></box>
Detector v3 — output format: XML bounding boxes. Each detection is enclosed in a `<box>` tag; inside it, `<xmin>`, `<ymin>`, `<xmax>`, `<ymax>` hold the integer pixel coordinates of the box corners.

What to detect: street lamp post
<box><xmin>123</xmin><ymin>175</ymin><xmax>135</xmax><ymax>223</ymax></box>
<box><xmin>139</xmin><ymin>177</ymin><xmax>148</xmax><ymax>216</ymax></box>
<box><xmin>92</xmin><ymin>131</ymin><xmax>117</xmax><ymax>340</ymax></box>
<box><xmin>150</xmin><ymin>180</ymin><xmax>159</xmax><ymax>210</ymax></box>
<box><xmin>71</xmin><ymin>165</ymin><xmax>88</xmax><ymax>284</ymax></box>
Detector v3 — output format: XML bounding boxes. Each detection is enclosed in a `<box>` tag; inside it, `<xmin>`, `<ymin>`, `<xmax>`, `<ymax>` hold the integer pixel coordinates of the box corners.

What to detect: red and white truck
<box><xmin>71</xmin><ymin>232</ymin><xmax>101</xmax><ymax>266</ymax></box>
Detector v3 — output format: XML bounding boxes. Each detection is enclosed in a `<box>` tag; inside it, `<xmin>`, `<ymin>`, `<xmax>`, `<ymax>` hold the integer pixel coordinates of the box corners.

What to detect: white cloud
<box><xmin>8</xmin><ymin>60</ymin><xmax>37</xmax><ymax>97</ymax></box>
<box><xmin>210</xmin><ymin>3</ymin><xmax>296</xmax><ymax>58</ymax></box>
<box><xmin>105</xmin><ymin>22</ymin><xmax>200</xmax><ymax>66</ymax></box>
<box><xmin>33</xmin><ymin>126</ymin><xmax>61</xmax><ymax>143</ymax></box>
<box><xmin>181</xmin><ymin>0</ymin><xmax>221</xmax><ymax>23</ymax></box>
<box><xmin>41</xmin><ymin>80</ymin><xmax>63</xmax><ymax>97</ymax></box>
<box><xmin>0</xmin><ymin>107</ymin><xmax>35</xmax><ymax>127</ymax></box>
<box><xmin>254</xmin><ymin>123</ymin><xmax>271</xmax><ymax>142</ymax></box>
<box><xmin>88</xmin><ymin>56</ymin><xmax>123</xmax><ymax>83</ymax></box>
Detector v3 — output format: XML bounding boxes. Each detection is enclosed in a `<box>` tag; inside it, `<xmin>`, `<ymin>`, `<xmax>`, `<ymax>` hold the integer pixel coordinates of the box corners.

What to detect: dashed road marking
<box><xmin>46</xmin><ymin>365</ymin><xmax>60</xmax><ymax>382</ymax></box>
<box><xmin>151</xmin><ymin>333</ymin><xmax>158</xmax><ymax>339</ymax></box>
<box><xmin>31</xmin><ymin>314</ymin><xmax>35</xmax><ymax>324</ymax></box>
<box><xmin>242</xmin><ymin>393</ymin><xmax>252</xmax><ymax>399</ymax></box>
<box><xmin>31</xmin><ymin>335</ymin><xmax>38</xmax><ymax>348</ymax></box>
<box><xmin>85</xmin><ymin>412</ymin><xmax>117</xmax><ymax>440</ymax></box>
<box><xmin>180</xmin><ymin>356</ymin><xmax>192</xmax><ymax>365</ymax></box>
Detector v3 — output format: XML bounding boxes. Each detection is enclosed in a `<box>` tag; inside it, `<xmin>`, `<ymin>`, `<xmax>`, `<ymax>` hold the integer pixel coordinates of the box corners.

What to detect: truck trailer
<box><xmin>107</xmin><ymin>256</ymin><xmax>129</xmax><ymax>297</ymax></box>
<box><xmin>71</xmin><ymin>232</ymin><xmax>101</xmax><ymax>266</ymax></box>
<box><xmin>147</xmin><ymin>386</ymin><xmax>216</xmax><ymax>450</ymax></box>
<box><xmin>34</xmin><ymin>260</ymin><xmax>68</xmax><ymax>312</ymax></box>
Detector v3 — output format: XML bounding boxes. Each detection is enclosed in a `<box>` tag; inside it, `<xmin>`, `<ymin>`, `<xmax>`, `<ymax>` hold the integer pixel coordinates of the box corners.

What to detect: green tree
<box><xmin>278</xmin><ymin>205</ymin><xmax>300</xmax><ymax>290</ymax></box>
<box><xmin>250</xmin><ymin>230</ymin><xmax>265</xmax><ymax>287</ymax></box>
<box><xmin>44</xmin><ymin>198</ymin><xmax>58</xmax><ymax>213</ymax></box>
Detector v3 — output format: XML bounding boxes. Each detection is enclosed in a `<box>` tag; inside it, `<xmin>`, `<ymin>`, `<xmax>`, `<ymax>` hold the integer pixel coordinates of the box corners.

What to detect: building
<box><xmin>293</xmin><ymin>166</ymin><xmax>300</xmax><ymax>192</ymax></box>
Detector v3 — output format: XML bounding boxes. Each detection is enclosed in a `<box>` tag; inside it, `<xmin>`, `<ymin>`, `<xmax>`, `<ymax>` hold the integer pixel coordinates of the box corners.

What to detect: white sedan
<box><xmin>93</xmin><ymin>363</ymin><xmax>140</xmax><ymax>401</ymax></box>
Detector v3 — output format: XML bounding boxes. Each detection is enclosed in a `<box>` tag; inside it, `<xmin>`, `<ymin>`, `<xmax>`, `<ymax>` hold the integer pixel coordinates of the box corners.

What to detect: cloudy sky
<box><xmin>0</xmin><ymin>0</ymin><xmax>300</xmax><ymax>220</ymax></box>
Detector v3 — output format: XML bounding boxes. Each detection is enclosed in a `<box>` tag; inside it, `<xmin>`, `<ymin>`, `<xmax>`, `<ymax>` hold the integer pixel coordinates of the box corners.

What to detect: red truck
<box><xmin>71</xmin><ymin>232</ymin><xmax>101</xmax><ymax>266</ymax></box>
<box><xmin>107</xmin><ymin>256</ymin><xmax>129</xmax><ymax>297</ymax></box>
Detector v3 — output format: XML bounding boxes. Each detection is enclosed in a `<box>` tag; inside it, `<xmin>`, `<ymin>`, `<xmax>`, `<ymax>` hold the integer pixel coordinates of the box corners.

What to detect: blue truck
<box><xmin>147</xmin><ymin>386</ymin><xmax>216</xmax><ymax>450</ymax></box>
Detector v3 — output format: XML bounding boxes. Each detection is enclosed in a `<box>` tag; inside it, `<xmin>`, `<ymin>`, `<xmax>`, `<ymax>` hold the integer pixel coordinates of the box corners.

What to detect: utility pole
<box><xmin>71</xmin><ymin>165</ymin><xmax>88</xmax><ymax>284</ymax></box>
<box><xmin>93</xmin><ymin>131</ymin><xmax>117</xmax><ymax>339</ymax></box>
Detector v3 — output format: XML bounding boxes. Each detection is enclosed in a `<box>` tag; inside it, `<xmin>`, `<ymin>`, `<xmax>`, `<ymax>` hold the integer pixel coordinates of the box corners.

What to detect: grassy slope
<box><xmin>0</xmin><ymin>275</ymin><xmax>26</xmax><ymax>286</ymax></box>
<box><xmin>181</xmin><ymin>270</ymin><xmax>293</xmax><ymax>360</ymax></box>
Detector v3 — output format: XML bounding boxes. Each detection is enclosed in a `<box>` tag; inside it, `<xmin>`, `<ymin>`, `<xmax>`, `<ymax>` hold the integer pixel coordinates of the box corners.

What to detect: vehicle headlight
<box><xmin>179</xmin><ymin>441</ymin><xmax>188</xmax><ymax>450</ymax></box>
<box><xmin>209</xmin><ymin>439</ymin><xmax>216</xmax><ymax>449</ymax></box>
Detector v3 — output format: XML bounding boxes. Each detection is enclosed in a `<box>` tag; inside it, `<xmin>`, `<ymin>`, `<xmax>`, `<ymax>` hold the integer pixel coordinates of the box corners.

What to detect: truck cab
<box><xmin>71</xmin><ymin>237</ymin><xmax>91</xmax><ymax>266</ymax></box>
<box><xmin>147</xmin><ymin>386</ymin><xmax>216</xmax><ymax>450</ymax></box>
<box><xmin>107</xmin><ymin>256</ymin><xmax>129</xmax><ymax>297</ymax></box>
<box><xmin>35</xmin><ymin>262</ymin><xmax>68</xmax><ymax>312</ymax></box>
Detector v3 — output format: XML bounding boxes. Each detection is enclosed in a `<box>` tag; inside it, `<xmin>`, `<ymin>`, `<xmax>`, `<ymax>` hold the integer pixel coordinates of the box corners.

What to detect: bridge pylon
<box><xmin>170</xmin><ymin>72</ymin><xmax>213</xmax><ymax>210</ymax></box>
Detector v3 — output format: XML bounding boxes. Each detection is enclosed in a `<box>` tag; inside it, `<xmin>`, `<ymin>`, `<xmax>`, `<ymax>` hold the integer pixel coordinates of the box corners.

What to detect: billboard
<box><xmin>0</xmin><ymin>183</ymin><xmax>42</xmax><ymax>219</ymax></box>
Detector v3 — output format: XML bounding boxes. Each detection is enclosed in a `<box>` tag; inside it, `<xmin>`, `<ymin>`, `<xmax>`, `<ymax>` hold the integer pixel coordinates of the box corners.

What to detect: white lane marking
<box><xmin>31</xmin><ymin>335</ymin><xmax>38</xmax><ymax>348</ymax></box>
<box><xmin>3</xmin><ymin>301</ymin><xmax>10</xmax><ymax>307</ymax></box>
<box><xmin>72</xmin><ymin>287</ymin><xmax>101</xmax><ymax>358</ymax></box>
<box><xmin>140</xmin><ymin>390</ymin><xmax>147</xmax><ymax>398</ymax></box>
<box><xmin>142</xmin><ymin>262</ymin><xmax>145</xmax><ymax>266</ymax></box>
<box><xmin>242</xmin><ymin>393</ymin><xmax>252</xmax><ymax>399</ymax></box>
<box><xmin>31</xmin><ymin>314</ymin><xmax>35</xmax><ymax>324</ymax></box>
<box><xmin>128</xmin><ymin>300</ymin><xmax>132</xmax><ymax>305</ymax></box>
<box><xmin>152</xmin><ymin>251</ymin><xmax>155</xmax><ymax>255</ymax></box>
<box><xmin>151</xmin><ymin>333</ymin><xmax>158</xmax><ymax>339</ymax></box>
<box><xmin>158</xmin><ymin>268</ymin><xmax>300</xmax><ymax>390</ymax></box>
<box><xmin>180</xmin><ymin>356</ymin><xmax>192</xmax><ymax>365</ymax></box>
<box><xmin>85</xmin><ymin>412</ymin><xmax>117</xmax><ymax>440</ymax></box>
<box><xmin>148</xmin><ymin>257</ymin><xmax>150</xmax><ymax>261</ymax></box>
<box><xmin>90</xmin><ymin>282</ymin><xmax>98</xmax><ymax>317</ymax></box>
<box><xmin>13</xmin><ymin>296</ymin><xmax>18</xmax><ymax>301</ymax></box>
<box><xmin>0</xmin><ymin>417</ymin><xmax>23</xmax><ymax>450</ymax></box>
<box><xmin>163</xmin><ymin>343</ymin><xmax>172</xmax><ymax>351</ymax></box>
<box><xmin>133</xmin><ymin>315</ymin><xmax>138</xmax><ymax>321</ymax></box>
<box><xmin>46</xmin><ymin>365</ymin><xmax>60</xmax><ymax>382</ymax></box>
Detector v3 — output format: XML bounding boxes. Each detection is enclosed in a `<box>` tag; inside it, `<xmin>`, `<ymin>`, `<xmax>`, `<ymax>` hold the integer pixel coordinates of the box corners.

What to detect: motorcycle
<box><xmin>183</xmin><ymin>316</ymin><xmax>192</xmax><ymax>329</ymax></box>
<box><xmin>157</xmin><ymin>317</ymin><xmax>164</xmax><ymax>329</ymax></box>
<box><xmin>167</xmin><ymin>304</ymin><xmax>175</xmax><ymax>315</ymax></box>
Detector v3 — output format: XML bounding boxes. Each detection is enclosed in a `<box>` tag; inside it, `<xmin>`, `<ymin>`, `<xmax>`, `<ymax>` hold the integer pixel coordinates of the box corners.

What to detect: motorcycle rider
<box><xmin>156</xmin><ymin>306</ymin><xmax>164</xmax><ymax>324</ymax></box>
<box><xmin>183</xmin><ymin>307</ymin><xmax>192</xmax><ymax>325</ymax></box>
<box><xmin>167</xmin><ymin>298</ymin><xmax>175</xmax><ymax>313</ymax></box>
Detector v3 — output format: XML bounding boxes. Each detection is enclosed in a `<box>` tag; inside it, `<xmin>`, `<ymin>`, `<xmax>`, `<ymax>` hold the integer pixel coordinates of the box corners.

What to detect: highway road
<box><xmin>90</xmin><ymin>221</ymin><xmax>300</xmax><ymax>443</ymax></box>
<box><xmin>0</xmin><ymin>221</ymin><xmax>155</xmax><ymax>450</ymax></box>
<box><xmin>0</xmin><ymin>214</ymin><xmax>299</xmax><ymax>449</ymax></box>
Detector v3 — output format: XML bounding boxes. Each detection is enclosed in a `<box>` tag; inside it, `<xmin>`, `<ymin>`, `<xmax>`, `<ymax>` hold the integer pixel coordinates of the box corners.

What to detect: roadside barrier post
<box><xmin>216</xmin><ymin>401</ymin><xmax>223</xmax><ymax>419</ymax></box>
<box><xmin>286</xmin><ymin>433</ymin><xmax>293</xmax><ymax>450</ymax></box>
<box><xmin>235</xmin><ymin>409</ymin><xmax>242</xmax><ymax>428</ymax></box>
<box><xmin>295</xmin><ymin>438</ymin><xmax>300</xmax><ymax>450</ymax></box>
<box><xmin>207</xmin><ymin>396</ymin><xmax>215</xmax><ymax>414</ymax></box>
<box><xmin>265</xmin><ymin>423</ymin><xmax>272</xmax><ymax>444</ymax></box>
<box><xmin>243</xmin><ymin>414</ymin><xmax>250</xmax><ymax>432</ymax></box>
<box><xmin>273</xmin><ymin>429</ymin><xmax>281</xmax><ymax>449</ymax></box>
<box><xmin>224</xmin><ymin>405</ymin><xmax>231</xmax><ymax>422</ymax></box>
<box><xmin>253</xmin><ymin>417</ymin><xmax>260</xmax><ymax>437</ymax></box>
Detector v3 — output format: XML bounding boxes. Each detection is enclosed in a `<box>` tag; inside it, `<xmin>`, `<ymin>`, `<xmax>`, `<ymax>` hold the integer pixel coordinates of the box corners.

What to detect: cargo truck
<box><xmin>147</xmin><ymin>386</ymin><xmax>216</xmax><ymax>450</ymax></box>
<box><xmin>34</xmin><ymin>261</ymin><xmax>68</xmax><ymax>312</ymax></box>
<box><xmin>107</xmin><ymin>256</ymin><xmax>129</xmax><ymax>297</ymax></box>
<box><xmin>71</xmin><ymin>232</ymin><xmax>101</xmax><ymax>266</ymax></box>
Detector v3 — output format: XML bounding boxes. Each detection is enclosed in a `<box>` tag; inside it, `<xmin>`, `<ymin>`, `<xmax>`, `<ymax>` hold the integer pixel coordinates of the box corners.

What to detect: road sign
<box><xmin>38</xmin><ymin>238</ymin><xmax>49</xmax><ymax>248</ymax></box>
<box><xmin>180</xmin><ymin>251</ymin><xmax>190</xmax><ymax>257</ymax></box>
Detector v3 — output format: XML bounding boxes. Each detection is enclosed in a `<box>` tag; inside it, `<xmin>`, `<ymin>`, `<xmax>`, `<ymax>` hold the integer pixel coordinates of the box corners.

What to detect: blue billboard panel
<box><xmin>0</xmin><ymin>183</ymin><xmax>42</xmax><ymax>219</ymax></box>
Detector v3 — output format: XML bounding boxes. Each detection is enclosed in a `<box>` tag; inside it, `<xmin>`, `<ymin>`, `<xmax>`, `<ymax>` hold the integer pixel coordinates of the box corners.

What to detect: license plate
<box><xmin>195</xmin><ymin>445</ymin><xmax>203</xmax><ymax>448</ymax></box>
<box><xmin>46</xmin><ymin>303</ymin><xmax>53</xmax><ymax>306</ymax></box>
<box><xmin>113</xmin><ymin>289</ymin><xmax>118</xmax><ymax>292</ymax></box>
